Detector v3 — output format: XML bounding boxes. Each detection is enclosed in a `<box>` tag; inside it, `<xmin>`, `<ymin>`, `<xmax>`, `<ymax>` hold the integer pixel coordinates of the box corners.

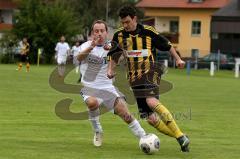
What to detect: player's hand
<box><xmin>176</xmin><ymin>59</ymin><xmax>185</xmax><ymax>69</ymax></box>
<box><xmin>90</xmin><ymin>36</ymin><xmax>100</xmax><ymax>49</ymax></box>
<box><xmin>103</xmin><ymin>42</ymin><xmax>111</xmax><ymax>51</ymax></box>
<box><xmin>107</xmin><ymin>69</ymin><xmax>116</xmax><ymax>79</ymax></box>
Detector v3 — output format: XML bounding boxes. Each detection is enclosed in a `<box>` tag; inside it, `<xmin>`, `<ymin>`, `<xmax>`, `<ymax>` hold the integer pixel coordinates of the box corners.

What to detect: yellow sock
<box><xmin>18</xmin><ymin>63</ymin><xmax>22</xmax><ymax>71</ymax></box>
<box><xmin>26</xmin><ymin>63</ymin><xmax>30</xmax><ymax>72</ymax></box>
<box><xmin>153</xmin><ymin>103</ymin><xmax>183</xmax><ymax>138</ymax></box>
<box><xmin>153</xmin><ymin>117</ymin><xmax>175</xmax><ymax>137</ymax></box>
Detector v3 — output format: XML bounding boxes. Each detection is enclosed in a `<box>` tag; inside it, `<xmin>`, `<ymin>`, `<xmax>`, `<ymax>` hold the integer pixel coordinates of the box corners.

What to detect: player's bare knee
<box><xmin>114</xmin><ymin>98</ymin><xmax>126</xmax><ymax>114</ymax></box>
<box><xmin>146</xmin><ymin>97</ymin><xmax>159</xmax><ymax>108</ymax></box>
<box><xmin>86</xmin><ymin>97</ymin><xmax>98</xmax><ymax>110</ymax></box>
<box><xmin>146</xmin><ymin>97</ymin><xmax>154</xmax><ymax>106</ymax></box>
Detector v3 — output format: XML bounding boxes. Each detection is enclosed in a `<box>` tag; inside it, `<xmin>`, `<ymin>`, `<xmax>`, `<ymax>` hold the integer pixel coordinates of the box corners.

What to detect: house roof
<box><xmin>0</xmin><ymin>0</ymin><xmax>17</xmax><ymax>9</ymax></box>
<box><xmin>0</xmin><ymin>23</ymin><xmax>13</xmax><ymax>31</ymax></box>
<box><xmin>213</xmin><ymin>0</ymin><xmax>240</xmax><ymax>17</ymax></box>
<box><xmin>136</xmin><ymin>0</ymin><xmax>230</xmax><ymax>9</ymax></box>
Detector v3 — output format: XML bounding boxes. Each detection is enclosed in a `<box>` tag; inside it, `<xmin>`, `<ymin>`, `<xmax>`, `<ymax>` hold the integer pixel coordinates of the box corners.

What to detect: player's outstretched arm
<box><xmin>77</xmin><ymin>37</ymin><xmax>100</xmax><ymax>62</ymax></box>
<box><xmin>107</xmin><ymin>59</ymin><xmax>116</xmax><ymax>79</ymax></box>
<box><xmin>77</xmin><ymin>46</ymin><xmax>93</xmax><ymax>62</ymax></box>
<box><xmin>169</xmin><ymin>47</ymin><xmax>185</xmax><ymax>69</ymax></box>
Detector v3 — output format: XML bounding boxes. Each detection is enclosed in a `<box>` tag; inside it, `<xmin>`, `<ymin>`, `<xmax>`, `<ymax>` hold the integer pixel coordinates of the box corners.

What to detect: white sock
<box><xmin>128</xmin><ymin>119</ymin><xmax>146</xmax><ymax>138</ymax></box>
<box><xmin>75</xmin><ymin>66</ymin><xmax>79</xmax><ymax>74</ymax></box>
<box><xmin>88</xmin><ymin>108</ymin><xmax>103</xmax><ymax>133</ymax></box>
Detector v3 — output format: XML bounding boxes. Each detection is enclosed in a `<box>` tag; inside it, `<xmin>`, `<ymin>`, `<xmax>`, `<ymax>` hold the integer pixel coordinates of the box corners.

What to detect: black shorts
<box><xmin>132</xmin><ymin>84</ymin><xmax>160</xmax><ymax>119</ymax></box>
<box><xmin>19</xmin><ymin>54</ymin><xmax>29</xmax><ymax>62</ymax></box>
<box><xmin>129</xmin><ymin>63</ymin><xmax>163</xmax><ymax>118</ymax></box>
<box><xmin>135</xmin><ymin>96</ymin><xmax>160</xmax><ymax>119</ymax></box>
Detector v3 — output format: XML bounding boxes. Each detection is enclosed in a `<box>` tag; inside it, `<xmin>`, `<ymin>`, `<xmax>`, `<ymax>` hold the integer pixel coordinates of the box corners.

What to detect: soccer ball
<box><xmin>139</xmin><ymin>133</ymin><xmax>160</xmax><ymax>154</ymax></box>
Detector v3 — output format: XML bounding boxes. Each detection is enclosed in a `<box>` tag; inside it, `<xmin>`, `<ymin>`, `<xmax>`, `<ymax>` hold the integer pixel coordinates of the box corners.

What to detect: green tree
<box><xmin>0</xmin><ymin>31</ymin><xmax>18</xmax><ymax>64</ymax></box>
<box><xmin>66</xmin><ymin>0</ymin><xmax>143</xmax><ymax>37</ymax></box>
<box><xmin>13</xmin><ymin>0</ymin><xmax>82</xmax><ymax>63</ymax></box>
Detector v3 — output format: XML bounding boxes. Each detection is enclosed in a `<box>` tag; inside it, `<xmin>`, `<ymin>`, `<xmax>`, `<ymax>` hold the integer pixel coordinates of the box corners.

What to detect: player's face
<box><xmin>121</xmin><ymin>16</ymin><xmax>137</xmax><ymax>32</ymax></box>
<box><xmin>60</xmin><ymin>36</ymin><xmax>65</xmax><ymax>42</ymax></box>
<box><xmin>23</xmin><ymin>38</ymin><xmax>27</xmax><ymax>43</ymax></box>
<box><xmin>92</xmin><ymin>23</ymin><xmax>108</xmax><ymax>45</ymax></box>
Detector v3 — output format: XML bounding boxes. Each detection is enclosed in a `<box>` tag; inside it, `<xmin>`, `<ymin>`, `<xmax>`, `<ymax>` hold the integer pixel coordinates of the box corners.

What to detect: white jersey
<box><xmin>72</xmin><ymin>45</ymin><xmax>82</xmax><ymax>66</ymax></box>
<box><xmin>55</xmin><ymin>42</ymin><xmax>70</xmax><ymax>57</ymax></box>
<box><xmin>72</xmin><ymin>45</ymin><xmax>81</xmax><ymax>57</ymax></box>
<box><xmin>79</xmin><ymin>41</ymin><xmax>113</xmax><ymax>89</ymax></box>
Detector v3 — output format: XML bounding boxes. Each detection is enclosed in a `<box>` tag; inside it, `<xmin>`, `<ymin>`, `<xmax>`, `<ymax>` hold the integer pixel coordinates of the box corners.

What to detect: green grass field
<box><xmin>1</xmin><ymin>64</ymin><xmax>240</xmax><ymax>159</ymax></box>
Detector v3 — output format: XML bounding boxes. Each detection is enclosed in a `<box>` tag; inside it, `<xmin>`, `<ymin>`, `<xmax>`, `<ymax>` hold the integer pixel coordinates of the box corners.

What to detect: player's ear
<box><xmin>133</xmin><ymin>16</ymin><xmax>137</xmax><ymax>22</ymax></box>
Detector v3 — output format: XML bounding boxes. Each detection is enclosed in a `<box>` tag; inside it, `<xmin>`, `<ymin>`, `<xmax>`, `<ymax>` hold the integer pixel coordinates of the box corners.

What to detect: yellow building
<box><xmin>136</xmin><ymin>0</ymin><xmax>230</xmax><ymax>57</ymax></box>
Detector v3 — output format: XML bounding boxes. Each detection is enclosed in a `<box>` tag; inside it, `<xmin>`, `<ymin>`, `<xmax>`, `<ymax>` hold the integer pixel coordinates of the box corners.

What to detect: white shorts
<box><xmin>80</xmin><ymin>86</ymin><xmax>125</xmax><ymax>111</ymax></box>
<box><xmin>57</xmin><ymin>56</ymin><xmax>67</xmax><ymax>65</ymax></box>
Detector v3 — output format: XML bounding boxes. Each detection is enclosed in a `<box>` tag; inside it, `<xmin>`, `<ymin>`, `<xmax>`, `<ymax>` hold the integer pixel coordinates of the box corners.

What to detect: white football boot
<box><xmin>93</xmin><ymin>132</ymin><xmax>103</xmax><ymax>147</ymax></box>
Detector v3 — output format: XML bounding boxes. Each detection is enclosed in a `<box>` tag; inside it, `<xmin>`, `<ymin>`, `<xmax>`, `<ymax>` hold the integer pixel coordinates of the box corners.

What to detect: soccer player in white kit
<box><xmin>77</xmin><ymin>20</ymin><xmax>146</xmax><ymax>147</ymax></box>
<box><xmin>55</xmin><ymin>36</ymin><xmax>70</xmax><ymax>77</ymax></box>
<box><xmin>71</xmin><ymin>40</ymin><xmax>82</xmax><ymax>74</ymax></box>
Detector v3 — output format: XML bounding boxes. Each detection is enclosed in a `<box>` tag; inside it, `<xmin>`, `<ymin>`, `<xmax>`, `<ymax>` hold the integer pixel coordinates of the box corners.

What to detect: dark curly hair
<box><xmin>118</xmin><ymin>5</ymin><xmax>137</xmax><ymax>19</ymax></box>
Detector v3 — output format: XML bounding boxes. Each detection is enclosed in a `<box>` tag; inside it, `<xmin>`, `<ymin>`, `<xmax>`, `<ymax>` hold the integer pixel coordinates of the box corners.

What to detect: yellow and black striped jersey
<box><xmin>108</xmin><ymin>24</ymin><xmax>172</xmax><ymax>85</ymax></box>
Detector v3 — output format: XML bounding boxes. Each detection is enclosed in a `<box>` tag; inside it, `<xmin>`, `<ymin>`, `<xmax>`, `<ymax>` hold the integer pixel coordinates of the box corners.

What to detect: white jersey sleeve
<box><xmin>79</xmin><ymin>41</ymin><xmax>92</xmax><ymax>54</ymax></box>
<box><xmin>71</xmin><ymin>46</ymin><xmax>75</xmax><ymax>55</ymax></box>
<box><xmin>66</xmin><ymin>43</ymin><xmax>70</xmax><ymax>51</ymax></box>
<box><xmin>55</xmin><ymin>43</ymin><xmax>59</xmax><ymax>52</ymax></box>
